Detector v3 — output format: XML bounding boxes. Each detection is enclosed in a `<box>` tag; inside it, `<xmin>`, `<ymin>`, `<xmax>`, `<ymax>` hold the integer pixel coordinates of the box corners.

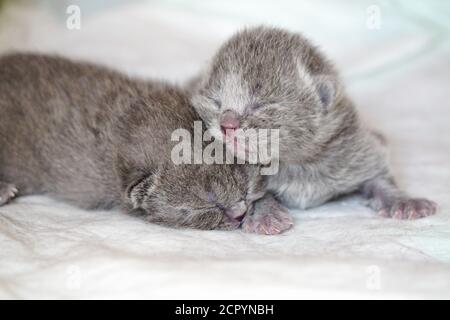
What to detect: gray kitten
<box><xmin>189</xmin><ymin>26</ymin><xmax>437</xmax><ymax>234</ymax></box>
<box><xmin>0</xmin><ymin>53</ymin><xmax>268</xmax><ymax>231</ymax></box>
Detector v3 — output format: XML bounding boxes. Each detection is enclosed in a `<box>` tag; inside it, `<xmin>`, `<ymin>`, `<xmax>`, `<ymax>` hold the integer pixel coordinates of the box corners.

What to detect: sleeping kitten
<box><xmin>0</xmin><ymin>53</ymin><xmax>268</xmax><ymax>231</ymax></box>
<box><xmin>189</xmin><ymin>26</ymin><xmax>437</xmax><ymax>233</ymax></box>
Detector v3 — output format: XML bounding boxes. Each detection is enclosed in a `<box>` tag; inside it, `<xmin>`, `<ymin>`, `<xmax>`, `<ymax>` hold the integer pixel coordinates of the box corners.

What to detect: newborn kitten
<box><xmin>0</xmin><ymin>53</ymin><xmax>267</xmax><ymax>231</ymax></box>
<box><xmin>189</xmin><ymin>26</ymin><xmax>437</xmax><ymax>233</ymax></box>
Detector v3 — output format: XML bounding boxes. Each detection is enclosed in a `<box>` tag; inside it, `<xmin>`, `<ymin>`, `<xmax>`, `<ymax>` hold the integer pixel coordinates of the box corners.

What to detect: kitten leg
<box><xmin>361</xmin><ymin>175</ymin><xmax>437</xmax><ymax>220</ymax></box>
<box><xmin>0</xmin><ymin>182</ymin><xmax>18</xmax><ymax>206</ymax></box>
<box><xmin>242</xmin><ymin>193</ymin><xmax>294</xmax><ymax>235</ymax></box>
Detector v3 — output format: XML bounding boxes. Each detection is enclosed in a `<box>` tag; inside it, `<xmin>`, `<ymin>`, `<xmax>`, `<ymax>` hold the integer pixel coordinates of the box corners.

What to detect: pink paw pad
<box><xmin>242</xmin><ymin>207</ymin><xmax>293</xmax><ymax>235</ymax></box>
<box><xmin>379</xmin><ymin>198</ymin><xmax>437</xmax><ymax>220</ymax></box>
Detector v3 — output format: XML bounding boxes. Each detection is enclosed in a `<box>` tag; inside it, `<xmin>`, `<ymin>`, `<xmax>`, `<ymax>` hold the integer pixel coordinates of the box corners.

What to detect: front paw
<box><xmin>0</xmin><ymin>183</ymin><xmax>18</xmax><ymax>206</ymax></box>
<box><xmin>242</xmin><ymin>203</ymin><xmax>293</xmax><ymax>235</ymax></box>
<box><xmin>379</xmin><ymin>198</ymin><xmax>437</xmax><ymax>220</ymax></box>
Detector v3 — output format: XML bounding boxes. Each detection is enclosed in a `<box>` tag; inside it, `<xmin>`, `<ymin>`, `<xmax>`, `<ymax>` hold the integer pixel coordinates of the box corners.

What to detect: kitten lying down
<box><xmin>0</xmin><ymin>53</ymin><xmax>281</xmax><ymax>232</ymax></box>
<box><xmin>189</xmin><ymin>26</ymin><xmax>437</xmax><ymax>234</ymax></box>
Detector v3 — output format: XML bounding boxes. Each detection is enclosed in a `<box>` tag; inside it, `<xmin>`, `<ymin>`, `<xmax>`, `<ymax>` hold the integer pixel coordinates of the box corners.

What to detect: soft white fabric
<box><xmin>0</xmin><ymin>0</ymin><xmax>449</xmax><ymax>299</ymax></box>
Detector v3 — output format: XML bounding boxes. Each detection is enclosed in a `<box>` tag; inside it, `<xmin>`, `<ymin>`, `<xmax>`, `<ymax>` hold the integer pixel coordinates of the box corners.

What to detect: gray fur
<box><xmin>189</xmin><ymin>26</ymin><xmax>437</xmax><ymax>221</ymax></box>
<box><xmin>0</xmin><ymin>53</ymin><xmax>267</xmax><ymax>230</ymax></box>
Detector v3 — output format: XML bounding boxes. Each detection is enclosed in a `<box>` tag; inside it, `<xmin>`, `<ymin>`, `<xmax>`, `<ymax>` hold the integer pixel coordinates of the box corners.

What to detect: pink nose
<box><xmin>220</xmin><ymin>110</ymin><xmax>240</xmax><ymax>134</ymax></box>
<box><xmin>224</xmin><ymin>201</ymin><xmax>247</xmax><ymax>223</ymax></box>
<box><xmin>225</xmin><ymin>210</ymin><xmax>245</xmax><ymax>222</ymax></box>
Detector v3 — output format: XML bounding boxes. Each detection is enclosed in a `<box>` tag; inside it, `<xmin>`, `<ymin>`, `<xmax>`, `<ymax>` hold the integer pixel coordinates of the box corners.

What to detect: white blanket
<box><xmin>1</xmin><ymin>0</ymin><xmax>449</xmax><ymax>299</ymax></box>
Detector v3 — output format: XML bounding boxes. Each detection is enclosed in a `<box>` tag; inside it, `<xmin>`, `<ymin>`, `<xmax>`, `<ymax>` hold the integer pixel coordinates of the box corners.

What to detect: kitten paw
<box><xmin>379</xmin><ymin>198</ymin><xmax>437</xmax><ymax>220</ymax></box>
<box><xmin>0</xmin><ymin>183</ymin><xmax>18</xmax><ymax>206</ymax></box>
<box><xmin>242</xmin><ymin>205</ymin><xmax>293</xmax><ymax>235</ymax></box>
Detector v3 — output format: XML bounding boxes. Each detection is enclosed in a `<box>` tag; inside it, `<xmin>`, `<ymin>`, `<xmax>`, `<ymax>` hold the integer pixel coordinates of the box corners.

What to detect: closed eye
<box><xmin>247</xmin><ymin>100</ymin><xmax>277</xmax><ymax>112</ymax></box>
<box><xmin>207</xmin><ymin>96</ymin><xmax>222</xmax><ymax>109</ymax></box>
<box><xmin>180</xmin><ymin>206</ymin><xmax>218</xmax><ymax>216</ymax></box>
<box><xmin>190</xmin><ymin>205</ymin><xmax>218</xmax><ymax>211</ymax></box>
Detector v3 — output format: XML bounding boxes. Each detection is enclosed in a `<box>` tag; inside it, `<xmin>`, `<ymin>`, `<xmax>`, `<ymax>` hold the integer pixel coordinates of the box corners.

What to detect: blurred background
<box><xmin>0</xmin><ymin>0</ymin><xmax>447</xmax><ymax>172</ymax></box>
<box><xmin>0</xmin><ymin>0</ymin><xmax>448</xmax><ymax>83</ymax></box>
<box><xmin>1</xmin><ymin>0</ymin><xmax>448</xmax><ymax>126</ymax></box>
<box><xmin>0</xmin><ymin>0</ymin><xmax>449</xmax><ymax>299</ymax></box>
<box><xmin>0</xmin><ymin>0</ymin><xmax>449</xmax><ymax>131</ymax></box>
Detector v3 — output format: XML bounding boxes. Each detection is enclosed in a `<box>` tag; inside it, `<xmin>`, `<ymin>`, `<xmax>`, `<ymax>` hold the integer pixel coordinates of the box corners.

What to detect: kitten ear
<box><xmin>313</xmin><ymin>76</ymin><xmax>338</xmax><ymax>110</ymax></box>
<box><xmin>125</xmin><ymin>169</ymin><xmax>158</xmax><ymax>208</ymax></box>
<box><xmin>297</xmin><ymin>63</ymin><xmax>340</xmax><ymax>111</ymax></box>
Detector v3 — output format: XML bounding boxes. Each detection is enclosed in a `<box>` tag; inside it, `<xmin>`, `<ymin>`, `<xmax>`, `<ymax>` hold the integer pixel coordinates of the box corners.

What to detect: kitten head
<box><xmin>191</xmin><ymin>26</ymin><xmax>353</xmax><ymax>164</ymax></box>
<box><xmin>126</xmin><ymin>163</ymin><xmax>265</xmax><ymax>230</ymax></box>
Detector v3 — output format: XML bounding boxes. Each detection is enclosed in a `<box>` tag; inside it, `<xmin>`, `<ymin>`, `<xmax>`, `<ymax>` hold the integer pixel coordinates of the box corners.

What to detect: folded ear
<box><xmin>125</xmin><ymin>169</ymin><xmax>158</xmax><ymax>208</ymax></box>
<box><xmin>297</xmin><ymin>62</ymin><xmax>340</xmax><ymax>111</ymax></box>
<box><xmin>313</xmin><ymin>76</ymin><xmax>339</xmax><ymax>110</ymax></box>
